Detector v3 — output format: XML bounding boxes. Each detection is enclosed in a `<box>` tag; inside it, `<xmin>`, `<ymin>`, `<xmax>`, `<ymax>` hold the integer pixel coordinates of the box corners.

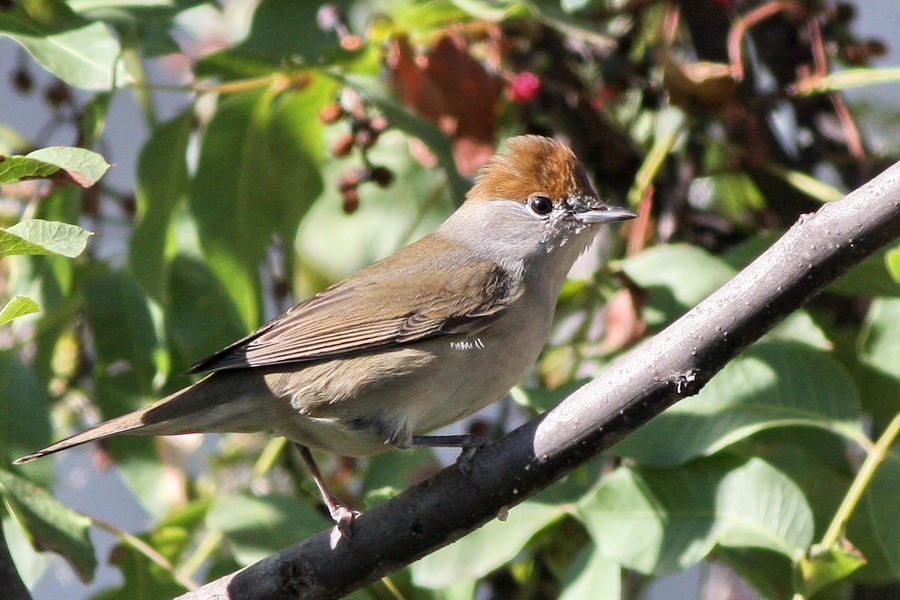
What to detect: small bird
<box><xmin>16</xmin><ymin>135</ymin><xmax>635</xmax><ymax>530</ymax></box>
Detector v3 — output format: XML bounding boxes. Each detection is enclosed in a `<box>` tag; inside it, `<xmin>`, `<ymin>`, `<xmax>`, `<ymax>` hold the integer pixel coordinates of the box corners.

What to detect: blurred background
<box><xmin>2</xmin><ymin>1</ymin><xmax>900</xmax><ymax>599</ymax></box>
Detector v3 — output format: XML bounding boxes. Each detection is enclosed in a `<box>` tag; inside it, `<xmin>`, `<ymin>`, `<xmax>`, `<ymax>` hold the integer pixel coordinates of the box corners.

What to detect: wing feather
<box><xmin>188</xmin><ymin>237</ymin><xmax>521</xmax><ymax>373</ymax></box>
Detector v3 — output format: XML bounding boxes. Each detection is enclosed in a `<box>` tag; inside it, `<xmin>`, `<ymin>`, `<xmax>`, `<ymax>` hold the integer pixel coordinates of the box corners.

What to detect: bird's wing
<box><xmin>187</xmin><ymin>242</ymin><xmax>521</xmax><ymax>373</ymax></box>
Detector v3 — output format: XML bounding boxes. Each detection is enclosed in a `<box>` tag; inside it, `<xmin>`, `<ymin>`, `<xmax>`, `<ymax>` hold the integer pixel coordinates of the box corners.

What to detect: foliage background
<box><xmin>1</xmin><ymin>1</ymin><xmax>900</xmax><ymax>599</ymax></box>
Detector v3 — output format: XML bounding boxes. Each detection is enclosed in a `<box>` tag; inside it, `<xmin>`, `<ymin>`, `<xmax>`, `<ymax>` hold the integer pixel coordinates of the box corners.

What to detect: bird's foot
<box><xmin>328</xmin><ymin>505</ymin><xmax>362</xmax><ymax>549</ymax></box>
<box><xmin>409</xmin><ymin>434</ymin><xmax>490</xmax><ymax>474</ymax></box>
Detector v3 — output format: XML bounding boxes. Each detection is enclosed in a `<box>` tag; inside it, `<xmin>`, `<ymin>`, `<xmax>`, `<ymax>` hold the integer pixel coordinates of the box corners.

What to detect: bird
<box><xmin>15</xmin><ymin>135</ymin><xmax>636</xmax><ymax>531</ymax></box>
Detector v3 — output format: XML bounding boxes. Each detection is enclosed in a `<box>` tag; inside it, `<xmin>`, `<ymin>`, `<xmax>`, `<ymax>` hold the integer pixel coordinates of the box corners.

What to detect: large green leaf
<box><xmin>93</xmin><ymin>540</ymin><xmax>188</xmax><ymax>600</ymax></box>
<box><xmin>163</xmin><ymin>254</ymin><xmax>246</xmax><ymax>374</ymax></box>
<box><xmin>559</xmin><ymin>543</ymin><xmax>621</xmax><ymax>600</ymax></box>
<box><xmin>714</xmin><ymin>547</ymin><xmax>794</xmax><ymax>600</ymax></box>
<box><xmin>190</xmin><ymin>78</ymin><xmax>333</xmax><ymax>329</ymax></box>
<box><xmin>856</xmin><ymin>297</ymin><xmax>900</xmax><ymax>428</ymax></box>
<box><xmin>858</xmin><ymin>297</ymin><xmax>900</xmax><ymax>381</ymax></box>
<box><xmin>829</xmin><ymin>246</ymin><xmax>900</xmax><ymax>298</ymax></box>
<box><xmin>206</xmin><ymin>493</ymin><xmax>329</xmax><ymax>566</ymax></box>
<box><xmin>412</xmin><ymin>500</ymin><xmax>565</xmax><ymax>588</ymax></box>
<box><xmin>614</xmin><ymin>340</ymin><xmax>862</xmax><ymax>466</ymax></box>
<box><xmin>130</xmin><ymin>110</ymin><xmax>193</xmax><ymax>301</ymax></box>
<box><xmin>619</xmin><ymin>244</ymin><xmax>737</xmax><ymax>326</ymax></box>
<box><xmin>0</xmin><ymin>352</ymin><xmax>51</xmax><ymax>469</ymax></box>
<box><xmin>0</xmin><ymin>469</ymin><xmax>97</xmax><ymax>583</ymax></box>
<box><xmin>852</xmin><ymin>453</ymin><xmax>900</xmax><ymax>582</ymax></box>
<box><xmin>89</xmin><ymin>497</ymin><xmax>212</xmax><ymax>600</ymax></box>
<box><xmin>195</xmin><ymin>0</ymin><xmax>362</xmax><ymax>77</ymax></box>
<box><xmin>84</xmin><ymin>269</ymin><xmax>171</xmax><ymax>516</ymax></box>
<box><xmin>84</xmin><ymin>269</ymin><xmax>159</xmax><ymax>392</ymax></box>
<box><xmin>0</xmin><ymin>1</ymin><xmax>131</xmax><ymax>90</ymax></box>
<box><xmin>578</xmin><ymin>456</ymin><xmax>814</xmax><ymax>574</ymax></box>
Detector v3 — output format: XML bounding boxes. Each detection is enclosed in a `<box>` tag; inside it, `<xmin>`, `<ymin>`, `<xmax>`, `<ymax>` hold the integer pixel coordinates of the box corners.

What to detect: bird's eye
<box><xmin>528</xmin><ymin>195</ymin><xmax>554</xmax><ymax>216</ymax></box>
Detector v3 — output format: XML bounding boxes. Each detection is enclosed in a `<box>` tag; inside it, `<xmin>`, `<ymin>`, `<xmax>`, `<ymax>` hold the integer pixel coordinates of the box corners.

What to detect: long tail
<box><xmin>14</xmin><ymin>370</ymin><xmax>274</xmax><ymax>464</ymax></box>
<box><xmin>14</xmin><ymin>404</ymin><xmax>165</xmax><ymax>464</ymax></box>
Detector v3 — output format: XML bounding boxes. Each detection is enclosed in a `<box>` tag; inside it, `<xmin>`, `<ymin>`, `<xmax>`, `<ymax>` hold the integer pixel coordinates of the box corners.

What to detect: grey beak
<box><xmin>575</xmin><ymin>203</ymin><xmax>638</xmax><ymax>224</ymax></box>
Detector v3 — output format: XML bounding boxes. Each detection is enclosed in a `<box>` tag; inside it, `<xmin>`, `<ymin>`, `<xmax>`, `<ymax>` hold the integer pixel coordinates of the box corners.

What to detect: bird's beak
<box><xmin>574</xmin><ymin>202</ymin><xmax>638</xmax><ymax>224</ymax></box>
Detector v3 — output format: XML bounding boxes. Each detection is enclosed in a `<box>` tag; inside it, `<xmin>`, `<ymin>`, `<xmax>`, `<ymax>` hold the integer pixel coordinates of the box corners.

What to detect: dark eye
<box><xmin>528</xmin><ymin>195</ymin><xmax>554</xmax><ymax>216</ymax></box>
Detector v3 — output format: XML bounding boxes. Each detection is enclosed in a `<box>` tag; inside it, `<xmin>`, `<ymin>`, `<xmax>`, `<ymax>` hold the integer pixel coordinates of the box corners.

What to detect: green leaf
<box><xmin>559</xmin><ymin>544</ymin><xmax>621</xmax><ymax>600</ymax></box>
<box><xmin>3</xmin><ymin>512</ymin><xmax>48</xmax><ymax>589</ymax></box>
<box><xmin>206</xmin><ymin>493</ymin><xmax>329</xmax><ymax>566</ymax></box>
<box><xmin>190</xmin><ymin>78</ymin><xmax>333</xmax><ymax>329</ymax></box>
<box><xmin>887</xmin><ymin>245</ymin><xmax>900</xmax><ymax>284</ymax></box>
<box><xmin>130</xmin><ymin>111</ymin><xmax>193</xmax><ymax>300</ymax></box>
<box><xmin>0</xmin><ymin>155</ymin><xmax>59</xmax><ymax>183</ymax></box>
<box><xmin>67</xmin><ymin>0</ymin><xmax>193</xmax><ymax>58</ymax></box>
<box><xmin>619</xmin><ymin>244</ymin><xmax>737</xmax><ymax>326</ymax></box>
<box><xmin>95</xmin><ymin>539</ymin><xmax>188</xmax><ymax>600</ymax></box>
<box><xmin>412</xmin><ymin>500</ymin><xmax>565</xmax><ymax>588</ymax></box>
<box><xmin>84</xmin><ymin>269</ymin><xmax>159</xmax><ymax>391</ymax></box>
<box><xmin>361</xmin><ymin>447</ymin><xmax>439</xmax><ymax>504</ymax></box>
<box><xmin>829</xmin><ymin>246</ymin><xmax>900</xmax><ymax>297</ymax></box>
<box><xmin>853</xmin><ymin>453</ymin><xmax>900</xmax><ymax>581</ymax></box>
<box><xmin>764</xmin><ymin>309</ymin><xmax>831</xmax><ymax>349</ymax></box>
<box><xmin>578</xmin><ymin>456</ymin><xmax>814</xmax><ymax>574</ymax></box>
<box><xmin>858</xmin><ymin>297</ymin><xmax>900</xmax><ymax>381</ymax></box>
<box><xmin>614</xmin><ymin>340</ymin><xmax>862</xmax><ymax>466</ymax></box>
<box><xmin>0</xmin><ymin>219</ymin><xmax>93</xmax><ymax>258</ymax></box>
<box><xmin>84</xmin><ymin>270</ymin><xmax>169</xmax><ymax>516</ymax></box>
<box><xmin>163</xmin><ymin>254</ymin><xmax>246</xmax><ymax>373</ymax></box>
<box><xmin>0</xmin><ymin>1</ymin><xmax>131</xmax><ymax>90</ymax></box>
<box><xmin>0</xmin><ymin>469</ymin><xmax>97</xmax><ymax>582</ymax></box>
<box><xmin>90</xmin><ymin>497</ymin><xmax>211</xmax><ymax>600</ymax></box>
<box><xmin>794</xmin><ymin>543</ymin><xmax>866</xmax><ymax>597</ymax></box>
<box><xmin>0</xmin><ymin>352</ymin><xmax>52</xmax><ymax>468</ymax></box>
<box><xmin>231</xmin><ymin>0</ymin><xmax>362</xmax><ymax>66</ymax></box>
<box><xmin>0</xmin><ymin>295</ymin><xmax>40</xmax><ymax>325</ymax></box>
<box><xmin>513</xmin><ymin>379</ymin><xmax>587</xmax><ymax>414</ymax></box>
<box><xmin>713</xmin><ymin>547</ymin><xmax>794</xmax><ymax>600</ymax></box>
<box><xmin>857</xmin><ymin>297</ymin><xmax>900</xmax><ymax>429</ymax></box>
<box><xmin>703</xmin><ymin>172</ymin><xmax>765</xmax><ymax>222</ymax></box>
<box><xmin>26</xmin><ymin>146</ymin><xmax>110</xmax><ymax>187</ymax></box>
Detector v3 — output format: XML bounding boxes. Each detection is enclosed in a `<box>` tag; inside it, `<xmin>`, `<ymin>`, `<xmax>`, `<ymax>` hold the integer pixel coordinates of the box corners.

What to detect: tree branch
<box><xmin>178</xmin><ymin>161</ymin><xmax>900</xmax><ymax>600</ymax></box>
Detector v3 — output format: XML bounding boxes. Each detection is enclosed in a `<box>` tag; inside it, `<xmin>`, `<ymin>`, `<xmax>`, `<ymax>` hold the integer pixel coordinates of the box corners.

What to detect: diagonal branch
<box><xmin>178</xmin><ymin>160</ymin><xmax>900</xmax><ymax>600</ymax></box>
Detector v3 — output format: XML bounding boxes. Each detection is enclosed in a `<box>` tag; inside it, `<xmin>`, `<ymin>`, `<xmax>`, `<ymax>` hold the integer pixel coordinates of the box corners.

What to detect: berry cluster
<box><xmin>319</xmin><ymin>95</ymin><xmax>394</xmax><ymax>214</ymax></box>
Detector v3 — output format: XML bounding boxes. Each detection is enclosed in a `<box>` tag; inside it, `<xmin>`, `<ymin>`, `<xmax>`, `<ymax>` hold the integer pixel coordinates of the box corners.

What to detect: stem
<box><xmin>91</xmin><ymin>516</ymin><xmax>197</xmax><ymax>591</ymax></box>
<box><xmin>253</xmin><ymin>437</ymin><xmax>287</xmax><ymax>479</ymax></box>
<box><xmin>179</xmin><ymin>530</ymin><xmax>224</xmax><ymax>582</ymax></box>
<box><xmin>120</xmin><ymin>45</ymin><xmax>157</xmax><ymax>127</ymax></box>
<box><xmin>820</xmin><ymin>412</ymin><xmax>900</xmax><ymax>548</ymax></box>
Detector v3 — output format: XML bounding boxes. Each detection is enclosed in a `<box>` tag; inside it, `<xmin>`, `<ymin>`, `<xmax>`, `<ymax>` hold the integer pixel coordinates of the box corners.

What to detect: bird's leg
<box><xmin>296</xmin><ymin>445</ymin><xmax>359</xmax><ymax>543</ymax></box>
<box><xmin>409</xmin><ymin>434</ymin><xmax>491</xmax><ymax>471</ymax></box>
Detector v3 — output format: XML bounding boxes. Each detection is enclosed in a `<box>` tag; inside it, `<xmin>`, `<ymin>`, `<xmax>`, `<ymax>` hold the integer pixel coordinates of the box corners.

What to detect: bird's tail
<box><xmin>13</xmin><ymin>406</ymin><xmax>159</xmax><ymax>464</ymax></box>
<box><xmin>14</xmin><ymin>369</ymin><xmax>283</xmax><ymax>465</ymax></box>
<box><xmin>13</xmin><ymin>372</ymin><xmax>229</xmax><ymax>465</ymax></box>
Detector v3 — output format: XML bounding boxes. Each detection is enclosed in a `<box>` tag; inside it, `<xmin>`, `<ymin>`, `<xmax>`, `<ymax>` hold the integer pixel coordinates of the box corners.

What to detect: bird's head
<box><xmin>443</xmin><ymin>135</ymin><xmax>636</xmax><ymax>274</ymax></box>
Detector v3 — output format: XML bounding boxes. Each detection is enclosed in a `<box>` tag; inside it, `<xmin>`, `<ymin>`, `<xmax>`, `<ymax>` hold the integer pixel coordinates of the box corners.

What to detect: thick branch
<box><xmin>179</xmin><ymin>161</ymin><xmax>900</xmax><ymax>600</ymax></box>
